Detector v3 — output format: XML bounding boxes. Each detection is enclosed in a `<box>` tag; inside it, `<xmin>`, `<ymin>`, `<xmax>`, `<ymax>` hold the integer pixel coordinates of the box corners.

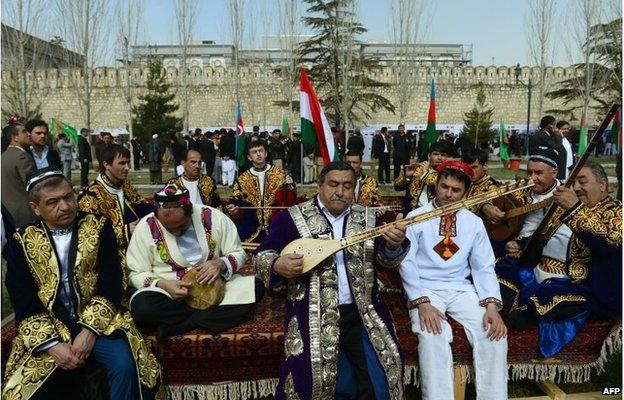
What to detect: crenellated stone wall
<box><xmin>1</xmin><ymin>65</ymin><xmax>590</xmax><ymax>130</ymax></box>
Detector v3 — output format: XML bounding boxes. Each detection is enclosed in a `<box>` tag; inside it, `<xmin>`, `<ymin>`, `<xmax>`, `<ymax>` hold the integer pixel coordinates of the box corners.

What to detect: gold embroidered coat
<box><xmin>78</xmin><ymin>179</ymin><xmax>153</xmax><ymax>251</ymax></box>
<box><xmin>356</xmin><ymin>173</ymin><xmax>381</xmax><ymax>207</ymax></box>
<box><xmin>466</xmin><ymin>174</ymin><xmax>499</xmax><ymax>214</ymax></box>
<box><xmin>394</xmin><ymin>164</ymin><xmax>437</xmax><ymax>212</ymax></box>
<box><xmin>230</xmin><ymin>164</ymin><xmax>294</xmax><ymax>242</ymax></box>
<box><xmin>166</xmin><ymin>174</ymin><xmax>220</xmax><ymax>207</ymax></box>
<box><xmin>2</xmin><ymin>214</ymin><xmax>163</xmax><ymax>400</ymax></box>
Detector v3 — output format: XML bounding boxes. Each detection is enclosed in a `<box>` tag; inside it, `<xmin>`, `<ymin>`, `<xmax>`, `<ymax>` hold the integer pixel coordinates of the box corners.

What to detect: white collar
<box><xmin>317</xmin><ymin>196</ymin><xmax>351</xmax><ymax>221</ymax></box>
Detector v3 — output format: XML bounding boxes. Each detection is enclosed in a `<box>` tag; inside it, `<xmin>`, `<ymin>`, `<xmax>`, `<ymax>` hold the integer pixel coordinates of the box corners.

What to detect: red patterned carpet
<box><xmin>1</xmin><ymin>268</ymin><xmax>620</xmax><ymax>392</ymax></box>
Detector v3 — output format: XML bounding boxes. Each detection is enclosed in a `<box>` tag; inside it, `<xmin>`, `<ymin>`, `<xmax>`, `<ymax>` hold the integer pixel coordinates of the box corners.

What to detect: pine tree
<box><xmin>460</xmin><ymin>83</ymin><xmax>497</xmax><ymax>149</ymax></box>
<box><xmin>132</xmin><ymin>58</ymin><xmax>183</xmax><ymax>143</ymax></box>
<box><xmin>295</xmin><ymin>0</ymin><xmax>395</xmax><ymax>131</ymax></box>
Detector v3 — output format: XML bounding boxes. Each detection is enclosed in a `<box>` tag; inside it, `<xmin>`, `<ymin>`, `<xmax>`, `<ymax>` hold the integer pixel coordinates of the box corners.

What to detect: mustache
<box><xmin>330</xmin><ymin>195</ymin><xmax>347</xmax><ymax>203</ymax></box>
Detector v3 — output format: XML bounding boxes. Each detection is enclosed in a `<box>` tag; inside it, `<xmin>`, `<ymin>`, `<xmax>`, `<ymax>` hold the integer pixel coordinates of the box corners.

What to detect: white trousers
<box><xmin>409</xmin><ymin>289</ymin><xmax>508</xmax><ymax>400</ymax></box>
<box><xmin>221</xmin><ymin>159</ymin><xmax>236</xmax><ymax>186</ymax></box>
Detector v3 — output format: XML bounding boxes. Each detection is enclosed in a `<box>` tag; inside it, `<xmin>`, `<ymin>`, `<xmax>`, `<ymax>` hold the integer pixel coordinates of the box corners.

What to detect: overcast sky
<box><xmin>2</xmin><ymin>0</ymin><xmax>619</xmax><ymax>67</ymax></box>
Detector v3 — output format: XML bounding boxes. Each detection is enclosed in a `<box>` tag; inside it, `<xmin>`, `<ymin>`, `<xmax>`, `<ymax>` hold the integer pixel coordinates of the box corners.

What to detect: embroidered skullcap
<box><xmin>26</xmin><ymin>167</ymin><xmax>65</xmax><ymax>192</ymax></box>
<box><xmin>154</xmin><ymin>182</ymin><xmax>190</xmax><ymax>208</ymax></box>
<box><xmin>529</xmin><ymin>146</ymin><xmax>559</xmax><ymax>169</ymax></box>
<box><xmin>436</xmin><ymin>160</ymin><xmax>474</xmax><ymax>179</ymax></box>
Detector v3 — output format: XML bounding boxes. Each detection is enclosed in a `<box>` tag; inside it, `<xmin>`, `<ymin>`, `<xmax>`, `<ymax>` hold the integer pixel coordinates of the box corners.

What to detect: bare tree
<box><xmin>54</xmin><ymin>0</ymin><xmax>112</xmax><ymax>130</ymax></box>
<box><xmin>389</xmin><ymin>0</ymin><xmax>429</xmax><ymax>123</ymax></box>
<box><xmin>526</xmin><ymin>0</ymin><xmax>556</xmax><ymax>118</ymax></box>
<box><xmin>1</xmin><ymin>0</ymin><xmax>48</xmax><ymax>120</ymax></box>
<box><xmin>175</xmin><ymin>0</ymin><xmax>198</xmax><ymax>133</ymax></box>
<box><xmin>277</xmin><ymin>0</ymin><xmax>300</xmax><ymax>130</ymax></box>
<box><xmin>229</xmin><ymin>0</ymin><xmax>244</xmax><ymax>107</ymax></box>
<box><xmin>115</xmin><ymin>0</ymin><xmax>143</xmax><ymax>166</ymax></box>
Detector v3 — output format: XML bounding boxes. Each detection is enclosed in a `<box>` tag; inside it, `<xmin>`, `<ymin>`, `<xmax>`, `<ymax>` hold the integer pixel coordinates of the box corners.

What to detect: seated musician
<box><xmin>461</xmin><ymin>149</ymin><xmax>501</xmax><ymax>217</ymax></box>
<box><xmin>3</xmin><ymin>168</ymin><xmax>162</xmax><ymax>399</ymax></box>
<box><xmin>399</xmin><ymin>161</ymin><xmax>507</xmax><ymax>400</ymax></box>
<box><xmin>226</xmin><ymin>140</ymin><xmax>296</xmax><ymax>243</ymax></box>
<box><xmin>345</xmin><ymin>150</ymin><xmax>381</xmax><ymax>207</ymax></box>
<box><xmin>167</xmin><ymin>148</ymin><xmax>220</xmax><ymax>207</ymax></box>
<box><xmin>127</xmin><ymin>183</ymin><xmax>263</xmax><ymax>339</ymax></box>
<box><xmin>254</xmin><ymin>161</ymin><xmax>410</xmax><ymax>399</ymax></box>
<box><xmin>496</xmin><ymin>161</ymin><xmax>621</xmax><ymax>357</ymax></box>
<box><xmin>503</xmin><ymin>147</ymin><xmax>561</xmax><ymax>258</ymax></box>
<box><xmin>78</xmin><ymin>144</ymin><xmax>154</xmax><ymax>255</ymax></box>
<box><xmin>393</xmin><ymin>140</ymin><xmax>452</xmax><ymax>214</ymax></box>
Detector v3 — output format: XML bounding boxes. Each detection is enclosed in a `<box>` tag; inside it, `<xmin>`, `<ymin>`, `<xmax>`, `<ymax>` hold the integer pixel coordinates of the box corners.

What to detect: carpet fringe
<box><xmin>164</xmin><ymin>326</ymin><xmax>621</xmax><ymax>398</ymax></box>
<box><xmin>166</xmin><ymin>379</ymin><xmax>278</xmax><ymax>400</ymax></box>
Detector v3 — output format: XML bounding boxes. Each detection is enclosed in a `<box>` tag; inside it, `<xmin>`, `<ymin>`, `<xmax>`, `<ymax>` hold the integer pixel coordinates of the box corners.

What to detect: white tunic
<box><xmin>181</xmin><ymin>176</ymin><xmax>204</xmax><ymax>205</ymax></box>
<box><xmin>517</xmin><ymin>181</ymin><xmax>560</xmax><ymax>239</ymax></box>
<box><xmin>126</xmin><ymin>204</ymin><xmax>248</xmax><ymax>302</ymax></box>
<box><xmin>249</xmin><ymin>165</ymin><xmax>270</xmax><ymax>198</ymax></box>
<box><xmin>399</xmin><ymin>201</ymin><xmax>501</xmax><ymax>302</ymax></box>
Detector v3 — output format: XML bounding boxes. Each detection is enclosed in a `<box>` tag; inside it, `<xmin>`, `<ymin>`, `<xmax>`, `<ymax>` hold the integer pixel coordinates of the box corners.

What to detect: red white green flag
<box><xmin>300</xmin><ymin>68</ymin><xmax>337</xmax><ymax>165</ymax></box>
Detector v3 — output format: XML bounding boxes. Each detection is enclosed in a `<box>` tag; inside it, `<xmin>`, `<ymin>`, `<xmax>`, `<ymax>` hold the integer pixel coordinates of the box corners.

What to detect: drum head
<box><xmin>181</xmin><ymin>268</ymin><xmax>226</xmax><ymax>310</ymax></box>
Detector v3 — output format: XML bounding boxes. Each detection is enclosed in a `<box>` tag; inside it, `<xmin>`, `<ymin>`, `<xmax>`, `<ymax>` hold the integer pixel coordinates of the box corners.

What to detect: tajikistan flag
<box><xmin>300</xmin><ymin>68</ymin><xmax>337</xmax><ymax>165</ymax></box>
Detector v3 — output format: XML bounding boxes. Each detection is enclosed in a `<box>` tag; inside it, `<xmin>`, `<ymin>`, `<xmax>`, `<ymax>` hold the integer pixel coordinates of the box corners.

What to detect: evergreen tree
<box><xmin>546</xmin><ymin>18</ymin><xmax>621</xmax><ymax>120</ymax></box>
<box><xmin>132</xmin><ymin>58</ymin><xmax>183</xmax><ymax>144</ymax></box>
<box><xmin>294</xmin><ymin>0</ymin><xmax>395</xmax><ymax>131</ymax></box>
<box><xmin>460</xmin><ymin>83</ymin><xmax>497</xmax><ymax>148</ymax></box>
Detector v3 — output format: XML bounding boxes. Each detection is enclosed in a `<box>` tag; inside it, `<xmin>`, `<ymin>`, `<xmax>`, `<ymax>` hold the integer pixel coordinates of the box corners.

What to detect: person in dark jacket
<box><xmin>529</xmin><ymin>115</ymin><xmax>568</xmax><ymax>180</ymax></box>
<box><xmin>198</xmin><ymin>131</ymin><xmax>217</xmax><ymax>176</ymax></box>
<box><xmin>25</xmin><ymin>119</ymin><xmax>61</xmax><ymax>170</ymax></box>
<box><xmin>130</xmin><ymin>136</ymin><xmax>142</xmax><ymax>170</ymax></box>
<box><xmin>392</xmin><ymin>124</ymin><xmax>411</xmax><ymax>179</ymax></box>
<box><xmin>147</xmin><ymin>134</ymin><xmax>163</xmax><ymax>184</ymax></box>
<box><xmin>287</xmin><ymin>132</ymin><xmax>302</xmax><ymax>183</ymax></box>
<box><xmin>372</xmin><ymin>127</ymin><xmax>391</xmax><ymax>183</ymax></box>
<box><xmin>346</xmin><ymin>129</ymin><xmax>365</xmax><ymax>156</ymax></box>
<box><xmin>454</xmin><ymin>132</ymin><xmax>474</xmax><ymax>157</ymax></box>
<box><xmin>78</xmin><ymin>128</ymin><xmax>92</xmax><ymax>187</ymax></box>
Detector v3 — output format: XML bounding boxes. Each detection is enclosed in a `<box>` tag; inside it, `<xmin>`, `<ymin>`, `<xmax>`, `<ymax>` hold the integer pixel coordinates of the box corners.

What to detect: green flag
<box><xmin>499</xmin><ymin>121</ymin><xmax>509</xmax><ymax>162</ymax></box>
<box><xmin>281</xmin><ymin>113</ymin><xmax>290</xmax><ymax>137</ymax></box>
<box><xmin>50</xmin><ymin>118</ymin><xmax>79</xmax><ymax>144</ymax></box>
<box><xmin>577</xmin><ymin>115</ymin><xmax>587</xmax><ymax>156</ymax></box>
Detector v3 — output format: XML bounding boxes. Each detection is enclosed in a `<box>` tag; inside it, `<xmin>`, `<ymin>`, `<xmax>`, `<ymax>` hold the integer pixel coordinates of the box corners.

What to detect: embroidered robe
<box><xmin>229</xmin><ymin>164</ymin><xmax>296</xmax><ymax>242</ymax></box>
<box><xmin>254</xmin><ymin>198</ymin><xmax>407</xmax><ymax>400</ymax></box>
<box><xmin>126</xmin><ymin>204</ymin><xmax>246</xmax><ymax>297</ymax></box>
<box><xmin>496</xmin><ymin>196</ymin><xmax>622</xmax><ymax>357</ymax></box>
<box><xmin>3</xmin><ymin>214</ymin><xmax>163</xmax><ymax>400</ymax></box>
<box><xmin>167</xmin><ymin>174</ymin><xmax>221</xmax><ymax>208</ymax></box>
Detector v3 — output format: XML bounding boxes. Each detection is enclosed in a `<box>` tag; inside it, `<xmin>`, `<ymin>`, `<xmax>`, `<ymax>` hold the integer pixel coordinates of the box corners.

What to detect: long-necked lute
<box><xmin>518</xmin><ymin>102</ymin><xmax>621</xmax><ymax>265</ymax></box>
<box><xmin>281</xmin><ymin>179</ymin><xmax>535</xmax><ymax>273</ymax></box>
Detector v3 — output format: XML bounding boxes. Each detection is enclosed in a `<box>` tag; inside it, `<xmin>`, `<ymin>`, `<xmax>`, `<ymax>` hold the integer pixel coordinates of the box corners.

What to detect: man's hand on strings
<box><xmin>274</xmin><ymin>253</ymin><xmax>304</xmax><ymax>279</ymax></box>
<box><xmin>553</xmin><ymin>186</ymin><xmax>579</xmax><ymax>210</ymax></box>
<box><xmin>382</xmin><ymin>213</ymin><xmax>406</xmax><ymax>250</ymax></box>
<box><xmin>481</xmin><ymin>204</ymin><xmax>505</xmax><ymax>224</ymax></box>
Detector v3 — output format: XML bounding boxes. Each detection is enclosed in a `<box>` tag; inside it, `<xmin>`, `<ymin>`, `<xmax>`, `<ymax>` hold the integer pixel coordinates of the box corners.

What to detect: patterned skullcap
<box><xmin>529</xmin><ymin>146</ymin><xmax>559</xmax><ymax>169</ymax></box>
<box><xmin>26</xmin><ymin>167</ymin><xmax>65</xmax><ymax>193</ymax></box>
<box><xmin>154</xmin><ymin>182</ymin><xmax>190</xmax><ymax>208</ymax></box>
<box><xmin>436</xmin><ymin>160</ymin><xmax>474</xmax><ymax>179</ymax></box>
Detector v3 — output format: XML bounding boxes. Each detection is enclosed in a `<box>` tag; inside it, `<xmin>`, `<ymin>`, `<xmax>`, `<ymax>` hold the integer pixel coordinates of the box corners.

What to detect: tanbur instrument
<box><xmin>280</xmin><ymin>179</ymin><xmax>535</xmax><ymax>273</ymax></box>
<box><xmin>484</xmin><ymin>197</ymin><xmax>554</xmax><ymax>241</ymax></box>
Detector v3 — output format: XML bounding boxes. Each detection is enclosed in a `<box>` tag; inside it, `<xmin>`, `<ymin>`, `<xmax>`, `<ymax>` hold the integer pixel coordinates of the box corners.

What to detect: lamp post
<box><xmin>514</xmin><ymin>63</ymin><xmax>535</xmax><ymax>157</ymax></box>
